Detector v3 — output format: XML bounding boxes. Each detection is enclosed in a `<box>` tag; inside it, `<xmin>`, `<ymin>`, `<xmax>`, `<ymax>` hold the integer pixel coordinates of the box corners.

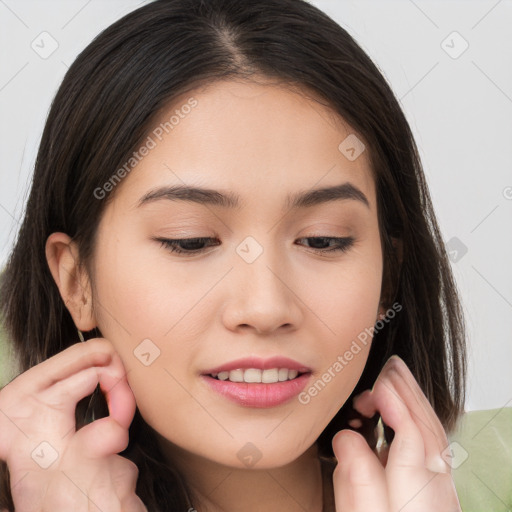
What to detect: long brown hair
<box><xmin>0</xmin><ymin>0</ymin><xmax>466</xmax><ymax>509</ymax></box>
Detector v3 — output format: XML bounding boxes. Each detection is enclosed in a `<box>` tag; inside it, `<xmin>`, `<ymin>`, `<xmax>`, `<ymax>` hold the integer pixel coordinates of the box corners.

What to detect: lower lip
<box><xmin>201</xmin><ymin>373</ymin><xmax>311</xmax><ymax>408</ymax></box>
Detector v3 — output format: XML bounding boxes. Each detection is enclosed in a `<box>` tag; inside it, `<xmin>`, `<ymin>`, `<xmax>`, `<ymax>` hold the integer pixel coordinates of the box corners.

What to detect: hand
<box><xmin>0</xmin><ymin>337</ymin><xmax>147</xmax><ymax>511</ymax></box>
<box><xmin>332</xmin><ymin>355</ymin><xmax>461</xmax><ymax>512</ymax></box>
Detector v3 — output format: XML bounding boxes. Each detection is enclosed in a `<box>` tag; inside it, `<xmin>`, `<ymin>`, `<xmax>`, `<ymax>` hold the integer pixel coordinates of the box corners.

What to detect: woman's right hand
<box><xmin>0</xmin><ymin>337</ymin><xmax>147</xmax><ymax>511</ymax></box>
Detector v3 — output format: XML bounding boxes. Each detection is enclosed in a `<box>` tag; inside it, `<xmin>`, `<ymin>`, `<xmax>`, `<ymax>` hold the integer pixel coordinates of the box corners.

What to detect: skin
<box><xmin>0</xmin><ymin>340</ymin><xmax>145</xmax><ymax>511</ymax></box>
<box><xmin>0</xmin><ymin>78</ymin><xmax>461</xmax><ymax>511</ymax></box>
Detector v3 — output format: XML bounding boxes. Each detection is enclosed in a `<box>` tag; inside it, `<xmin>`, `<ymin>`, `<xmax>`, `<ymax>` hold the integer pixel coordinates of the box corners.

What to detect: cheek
<box><xmin>313</xmin><ymin>249</ymin><xmax>383</xmax><ymax>348</ymax></box>
<box><xmin>300</xmin><ymin>250</ymin><xmax>382</xmax><ymax>411</ymax></box>
<box><xmin>91</xmin><ymin>231</ymin><xmax>204</xmax><ymax>337</ymax></box>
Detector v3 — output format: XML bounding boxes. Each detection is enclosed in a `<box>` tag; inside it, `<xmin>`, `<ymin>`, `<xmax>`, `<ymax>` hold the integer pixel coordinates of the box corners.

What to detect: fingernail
<box><xmin>382</xmin><ymin>355</ymin><xmax>407</xmax><ymax>375</ymax></box>
<box><xmin>348</xmin><ymin>418</ymin><xmax>363</xmax><ymax>429</ymax></box>
<box><xmin>387</xmin><ymin>354</ymin><xmax>405</xmax><ymax>365</ymax></box>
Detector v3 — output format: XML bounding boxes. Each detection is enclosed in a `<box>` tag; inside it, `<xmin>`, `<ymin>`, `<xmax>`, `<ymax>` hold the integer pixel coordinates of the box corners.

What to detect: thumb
<box><xmin>74</xmin><ymin>415</ymin><xmax>130</xmax><ymax>459</ymax></box>
<box><xmin>332</xmin><ymin>429</ymin><xmax>389</xmax><ymax>512</ymax></box>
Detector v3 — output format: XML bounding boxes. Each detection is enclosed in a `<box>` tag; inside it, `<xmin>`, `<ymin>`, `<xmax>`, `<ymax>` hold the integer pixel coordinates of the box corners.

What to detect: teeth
<box><xmin>229</xmin><ymin>369</ymin><xmax>244</xmax><ymax>382</ymax></box>
<box><xmin>262</xmin><ymin>369</ymin><xmax>278</xmax><ymax>383</ymax></box>
<box><xmin>245</xmin><ymin>368</ymin><xmax>262</xmax><ymax>383</ymax></box>
<box><xmin>211</xmin><ymin>368</ymin><xmax>302</xmax><ymax>383</ymax></box>
<box><xmin>278</xmin><ymin>368</ymin><xmax>289</xmax><ymax>381</ymax></box>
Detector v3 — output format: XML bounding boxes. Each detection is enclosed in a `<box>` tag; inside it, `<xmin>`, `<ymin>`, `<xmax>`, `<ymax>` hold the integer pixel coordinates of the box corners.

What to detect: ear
<box><xmin>45</xmin><ymin>232</ymin><xmax>97</xmax><ymax>331</ymax></box>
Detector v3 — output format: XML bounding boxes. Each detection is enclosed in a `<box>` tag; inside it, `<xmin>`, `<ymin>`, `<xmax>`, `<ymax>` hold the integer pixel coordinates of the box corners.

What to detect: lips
<box><xmin>201</xmin><ymin>356</ymin><xmax>312</xmax><ymax>408</ymax></box>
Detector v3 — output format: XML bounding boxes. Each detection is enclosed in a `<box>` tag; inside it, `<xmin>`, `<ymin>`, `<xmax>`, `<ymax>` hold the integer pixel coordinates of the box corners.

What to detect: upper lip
<box><xmin>202</xmin><ymin>356</ymin><xmax>312</xmax><ymax>375</ymax></box>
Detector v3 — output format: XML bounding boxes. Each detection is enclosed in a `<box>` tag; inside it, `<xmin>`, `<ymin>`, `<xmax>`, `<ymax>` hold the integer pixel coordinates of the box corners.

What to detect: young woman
<box><xmin>0</xmin><ymin>0</ymin><xmax>466</xmax><ymax>510</ymax></box>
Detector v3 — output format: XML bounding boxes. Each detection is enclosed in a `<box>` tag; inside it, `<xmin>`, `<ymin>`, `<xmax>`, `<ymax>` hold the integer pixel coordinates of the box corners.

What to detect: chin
<box><xmin>213</xmin><ymin>433</ymin><xmax>318</xmax><ymax>470</ymax></box>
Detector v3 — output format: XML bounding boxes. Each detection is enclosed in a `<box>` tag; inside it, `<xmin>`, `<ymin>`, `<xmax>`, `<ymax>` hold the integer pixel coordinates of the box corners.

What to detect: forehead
<box><xmin>112</xmin><ymin>78</ymin><xmax>376</xmax><ymax>209</ymax></box>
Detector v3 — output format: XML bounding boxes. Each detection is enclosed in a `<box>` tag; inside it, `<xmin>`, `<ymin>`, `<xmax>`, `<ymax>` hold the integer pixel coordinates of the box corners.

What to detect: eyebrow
<box><xmin>137</xmin><ymin>182</ymin><xmax>370</xmax><ymax>210</ymax></box>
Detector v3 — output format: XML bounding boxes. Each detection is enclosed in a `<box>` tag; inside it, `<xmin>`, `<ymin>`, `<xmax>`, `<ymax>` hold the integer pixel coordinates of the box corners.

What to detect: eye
<box><xmin>155</xmin><ymin>237</ymin><xmax>220</xmax><ymax>254</ymax></box>
<box><xmin>296</xmin><ymin>236</ymin><xmax>355</xmax><ymax>253</ymax></box>
<box><xmin>154</xmin><ymin>236</ymin><xmax>355</xmax><ymax>255</ymax></box>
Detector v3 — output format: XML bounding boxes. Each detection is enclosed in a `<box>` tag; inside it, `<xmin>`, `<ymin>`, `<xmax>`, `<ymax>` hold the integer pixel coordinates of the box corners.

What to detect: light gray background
<box><xmin>0</xmin><ymin>0</ymin><xmax>511</xmax><ymax>411</ymax></box>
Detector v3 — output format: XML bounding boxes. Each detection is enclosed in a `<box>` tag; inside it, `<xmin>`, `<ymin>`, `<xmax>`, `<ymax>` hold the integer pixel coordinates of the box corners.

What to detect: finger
<box><xmin>332</xmin><ymin>429</ymin><xmax>389</xmax><ymax>512</ymax></box>
<box><xmin>16</xmin><ymin>338</ymin><xmax>115</xmax><ymax>394</ymax></box>
<box><xmin>108</xmin><ymin>456</ymin><xmax>140</xmax><ymax>493</ymax></box>
<box><xmin>355</xmin><ymin>357</ymin><xmax>449</xmax><ymax>473</ymax></box>
<box><xmin>38</xmin><ymin>350</ymin><xmax>135</xmax><ymax>429</ymax></box>
<box><xmin>0</xmin><ymin>340</ymin><xmax>115</xmax><ymax>460</ymax></box>
<box><xmin>70</xmin><ymin>354</ymin><xmax>136</xmax><ymax>458</ymax></box>
<box><xmin>109</xmin><ymin>456</ymin><xmax>147</xmax><ymax>510</ymax></box>
<box><xmin>40</xmin><ymin>366</ymin><xmax>113</xmax><ymax>416</ymax></box>
<box><xmin>99</xmin><ymin>351</ymin><xmax>136</xmax><ymax>430</ymax></box>
<box><xmin>353</xmin><ymin>373</ymin><xmax>448</xmax><ymax>511</ymax></box>
<box><xmin>73</xmin><ymin>415</ymin><xmax>130</xmax><ymax>459</ymax></box>
<box><xmin>383</xmin><ymin>356</ymin><xmax>451</xmax><ymax>471</ymax></box>
<box><xmin>353</xmin><ymin>369</ymin><xmax>427</xmax><ymax>470</ymax></box>
<box><xmin>1</xmin><ymin>369</ymin><xmax>101</xmax><ymax>464</ymax></box>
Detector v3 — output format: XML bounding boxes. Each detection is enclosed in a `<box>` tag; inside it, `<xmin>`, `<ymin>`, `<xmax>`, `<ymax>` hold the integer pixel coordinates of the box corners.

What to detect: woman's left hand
<box><xmin>331</xmin><ymin>355</ymin><xmax>462</xmax><ymax>512</ymax></box>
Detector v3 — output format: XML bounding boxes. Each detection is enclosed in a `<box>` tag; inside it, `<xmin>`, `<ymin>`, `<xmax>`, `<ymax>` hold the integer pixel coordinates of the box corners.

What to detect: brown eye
<box><xmin>296</xmin><ymin>236</ymin><xmax>355</xmax><ymax>253</ymax></box>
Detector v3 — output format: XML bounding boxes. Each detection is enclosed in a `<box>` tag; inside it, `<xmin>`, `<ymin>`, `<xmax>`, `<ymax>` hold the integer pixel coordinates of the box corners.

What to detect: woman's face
<box><xmin>89</xmin><ymin>79</ymin><xmax>383</xmax><ymax>469</ymax></box>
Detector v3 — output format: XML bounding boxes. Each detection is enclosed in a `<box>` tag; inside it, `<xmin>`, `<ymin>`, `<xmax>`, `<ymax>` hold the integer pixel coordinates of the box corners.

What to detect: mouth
<box><xmin>200</xmin><ymin>357</ymin><xmax>312</xmax><ymax>408</ymax></box>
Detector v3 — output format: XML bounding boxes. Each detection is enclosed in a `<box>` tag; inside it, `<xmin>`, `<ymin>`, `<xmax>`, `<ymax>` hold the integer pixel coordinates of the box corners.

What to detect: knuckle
<box><xmin>112</xmin><ymin>456</ymin><xmax>140</xmax><ymax>483</ymax></box>
<box><xmin>123</xmin><ymin>459</ymin><xmax>140</xmax><ymax>478</ymax></box>
<box><xmin>81</xmin><ymin>337</ymin><xmax>115</xmax><ymax>361</ymax></box>
<box><xmin>84</xmin><ymin>336</ymin><xmax>112</xmax><ymax>351</ymax></box>
<box><xmin>107</xmin><ymin>420</ymin><xmax>130</xmax><ymax>451</ymax></box>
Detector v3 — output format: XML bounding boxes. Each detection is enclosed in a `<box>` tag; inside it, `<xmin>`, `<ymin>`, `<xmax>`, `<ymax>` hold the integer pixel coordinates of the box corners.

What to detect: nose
<box><xmin>221</xmin><ymin>252</ymin><xmax>304</xmax><ymax>336</ymax></box>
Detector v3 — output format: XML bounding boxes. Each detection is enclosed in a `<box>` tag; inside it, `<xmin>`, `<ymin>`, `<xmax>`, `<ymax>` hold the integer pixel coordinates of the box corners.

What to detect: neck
<box><xmin>156</xmin><ymin>436</ymin><xmax>331</xmax><ymax>512</ymax></box>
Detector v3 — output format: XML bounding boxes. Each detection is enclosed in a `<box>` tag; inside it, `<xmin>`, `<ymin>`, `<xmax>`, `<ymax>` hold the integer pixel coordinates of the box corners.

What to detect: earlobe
<box><xmin>45</xmin><ymin>232</ymin><xmax>97</xmax><ymax>331</ymax></box>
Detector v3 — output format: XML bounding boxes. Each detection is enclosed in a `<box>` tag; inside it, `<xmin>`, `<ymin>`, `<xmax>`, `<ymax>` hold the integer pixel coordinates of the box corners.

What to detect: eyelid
<box><xmin>153</xmin><ymin>235</ymin><xmax>355</xmax><ymax>256</ymax></box>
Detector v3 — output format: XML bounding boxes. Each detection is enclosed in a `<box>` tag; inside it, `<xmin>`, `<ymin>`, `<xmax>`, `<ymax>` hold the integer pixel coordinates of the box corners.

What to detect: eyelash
<box><xmin>155</xmin><ymin>236</ymin><xmax>355</xmax><ymax>255</ymax></box>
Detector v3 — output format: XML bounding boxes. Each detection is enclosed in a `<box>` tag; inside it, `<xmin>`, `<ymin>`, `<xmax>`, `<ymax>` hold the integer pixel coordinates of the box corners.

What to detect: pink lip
<box><xmin>201</xmin><ymin>373</ymin><xmax>311</xmax><ymax>408</ymax></box>
<box><xmin>202</xmin><ymin>356</ymin><xmax>311</xmax><ymax>375</ymax></box>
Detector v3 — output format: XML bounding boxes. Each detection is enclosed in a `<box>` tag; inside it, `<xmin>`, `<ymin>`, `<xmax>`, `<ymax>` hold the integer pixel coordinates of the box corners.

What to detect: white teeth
<box><xmin>229</xmin><ymin>369</ymin><xmax>244</xmax><ymax>382</ymax></box>
<box><xmin>244</xmin><ymin>368</ymin><xmax>262</xmax><ymax>383</ymax></box>
<box><xmin>262</xmin><ymin>368</ymin><xmax>279</xmax><ymax>383</ymax></box>
<box><xmin>278</xmin><ymin>368</ymin><xmax>289</xmax><ymax>381</ymax></box>
<box><xmin>288</xmin><ymin>369</ymin><xmax>298</xmax><ymax>380</ymax></box>
<box><xmin>211</xmin><ymin>368</ymin><xmax>302</xmax><ymax>383</ymax></box>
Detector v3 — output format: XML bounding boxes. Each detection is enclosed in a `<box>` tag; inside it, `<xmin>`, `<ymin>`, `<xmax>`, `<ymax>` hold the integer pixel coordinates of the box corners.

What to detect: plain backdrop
<box><xmin>0</xmin><ymin>0</ymin><xmax>511</xmax><ymax>411</ymax></box>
